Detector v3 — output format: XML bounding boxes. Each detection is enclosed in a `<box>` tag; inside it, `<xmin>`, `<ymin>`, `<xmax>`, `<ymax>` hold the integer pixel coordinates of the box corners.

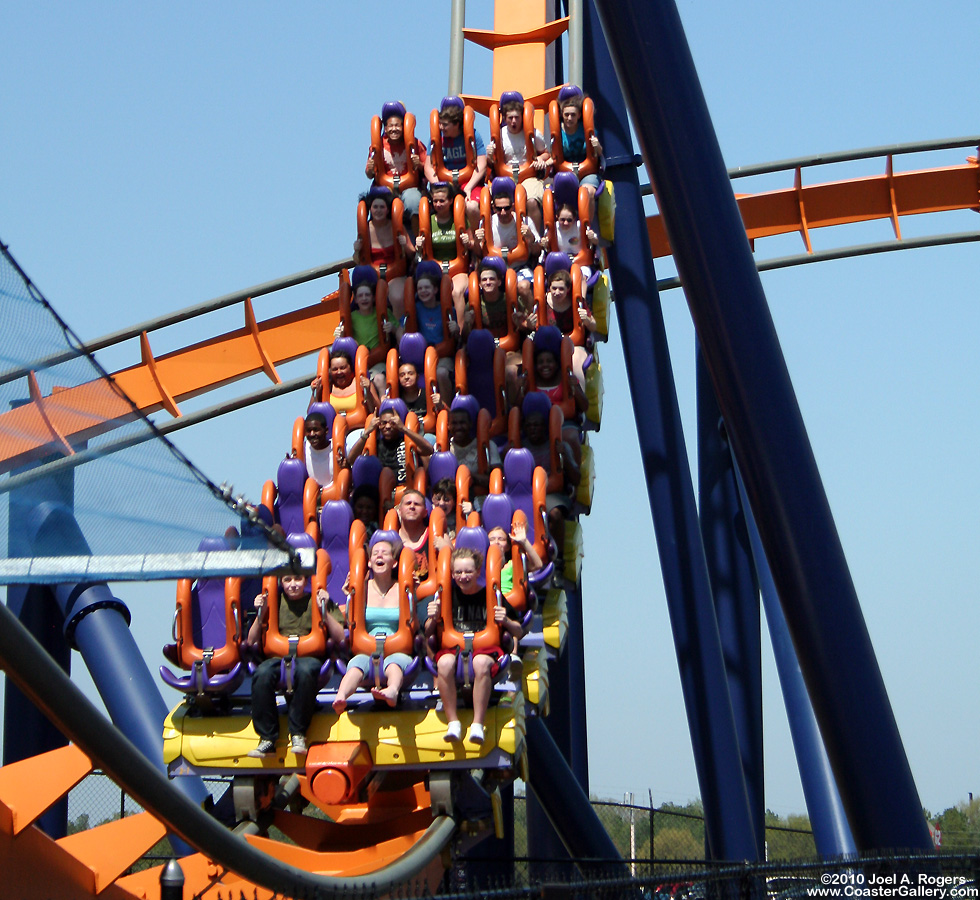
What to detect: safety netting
<box><xmin>0</xmin><ymin>240</ymin><xmax>304</xmax><ymax>582</ymax></box>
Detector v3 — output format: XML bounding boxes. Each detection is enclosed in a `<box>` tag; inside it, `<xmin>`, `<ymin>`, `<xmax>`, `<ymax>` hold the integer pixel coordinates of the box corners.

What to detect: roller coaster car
<box><xmin>345</xmin><ymin>540</ymin><xmax>422</xmax><ymax>697</ymax></box>
<box><xmin>160</xmin><ymin>536</ymin><xmax>246</xmax><ymax>699</ymax></box>
<box><xmin>385</xmin><ymin>334</ymin><xmax>442</xmax><ymax>434</ymax></box>
<box><xmin>416</xmin><ymin>192</ymin><xmax>470</xmax><ymax>278</ymax></box>
<box><xmin>454</xmin><ymin>329</ymin><xmax>508</xmax><ymax>438</ymax></box>
<box><xmin>533</xmin><ymin>262</ymin><xmax>589</xmax><ymax>347</ymax></box>
<box><xmin>467</xmin><ymin>265</ymin><xmax>522</xmax><ymax>352</ymax></box>
<box><xmin>337</xmin><ymin>265</ymin><xmax>394</xmax><ymax>369</ymax></box>
<box><xmin>429</xmin><ymin>102</ymin><xmax>478</xmax><ymax>191</ymax></box>
<box><xmin>369</xmin><ymin>109</ymin><xmax>421</xmax><ymax>194</ymax></box>
<box><xmin>548</xmin><ymin>95</ymin><xmax>599</xmax><ymax>180</ymax></box>
<box><xmin>313</xmin><ymin>338</ymin><xmax>372</xmax><ymax>430</ymax></box>
<box><xmin>543</xmin><ymin>171</ymin><xmax>595</xmax><ymax>270</ymax></box>
<box><xmin>479</xmin><ymin>178</ymin><xmax>531</xmax><ymax>268</ymax></box>
<box><xmin>489</xmin><ymin>95</ymin><xmax>541</xmax><ymax>183</ymax></box>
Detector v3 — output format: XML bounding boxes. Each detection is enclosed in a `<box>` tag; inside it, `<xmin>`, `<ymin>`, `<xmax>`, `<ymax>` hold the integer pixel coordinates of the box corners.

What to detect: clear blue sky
<box><xmin>1</xmin><ymin>2</ymin><xmax>978</xmax><ymax>820</ymax></box>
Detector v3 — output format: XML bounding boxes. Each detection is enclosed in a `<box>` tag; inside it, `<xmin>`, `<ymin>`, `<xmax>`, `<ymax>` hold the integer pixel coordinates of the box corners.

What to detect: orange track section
<box><xmin>646</xmin><ymin>158</ymin><xmax>980</xmax><ymax>258</ymax></box>
<box><xmin>0</xmin><ymin>291</ymin><xmax>340</xmax><ymax>475</ymax></box>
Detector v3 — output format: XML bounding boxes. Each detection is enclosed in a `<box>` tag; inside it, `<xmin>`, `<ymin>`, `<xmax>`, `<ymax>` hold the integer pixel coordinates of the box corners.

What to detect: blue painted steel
<box><xmin>582</xmin><ymin>0</ymin><xmax>758</xmax><ymax>862</ymax></box>
<box><xmin>731</xmin><ymin>461</ymin><xmax>857</xmax><ymax>858</ymax></box>
<box><xmin>697</xmin><ymin>350</ymin><xmax>764</xmax><ymax>857</ymax></box>
<box><xmin>526</xmin><ymin>619</ymin><xmax>574</xmax><ymax>873</ymax></box>
<box><xmin>27</xmin><ymin>501</ymin><xmax>210</xmax><ymax>812</ymax></box>
<box><xmin>526</xmin><ymin>716</ymin><xmax>628</xmax><ymax>872</ymax></box>
<box><xmin>591</xmin><ymin>0</ymin><xmax>932</xmax><ymax>851</ymax></box>
<box><xmin>3</xmin><ymin>456</ymin><xmax>75</xmax><ymax>837</ymax></box>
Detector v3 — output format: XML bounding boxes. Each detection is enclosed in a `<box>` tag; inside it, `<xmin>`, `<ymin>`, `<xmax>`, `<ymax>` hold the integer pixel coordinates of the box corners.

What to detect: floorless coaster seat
<box><xmin>160</xmin><ymin>536</ymin><xmax>246</xmax><ymax>697</ymax></box>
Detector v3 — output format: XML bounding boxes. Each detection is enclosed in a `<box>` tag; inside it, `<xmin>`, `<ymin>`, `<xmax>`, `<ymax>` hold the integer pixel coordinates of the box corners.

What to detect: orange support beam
<box><xmin>0</xmin><ymin>744</ymin><xmax>93</xmax><ymax>836</ymax></box>
<box><xmin>56</xmin><ymin>810</ymin><xmax>168</xmax><ymax>894</ymax></box>
<box><xmin>461</xmin><ymin>0</ymin><xmax>565</xmax><ymax>128</ymax></box>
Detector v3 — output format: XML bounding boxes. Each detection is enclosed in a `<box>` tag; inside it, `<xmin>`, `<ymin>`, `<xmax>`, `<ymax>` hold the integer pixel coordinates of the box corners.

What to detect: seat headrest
<box><xmin>480</xmin><ymin>493</ymin><xmax>514</xmax><ymax>535</ymax></box>
<box><xmin>531</xmin><ymin>325</ymin><xmax>563</xmax><ymax>357</ymax></box>
<box><xmin>499</xmin><ymin>90</ymin><xmax>524</xmax><ymax>107</ymax></box>
<box><xmin>398</xmin><ymin>331</ymin><xmax>428</xmax><ymax>369</ymax></box>
<box><xmin>198</xmin><ymin>536</ymin><xmax>231</xmax><ymax>553</ymax></box>
<box><xmin>351</xmin><ymin>265</ymin><xmax>379</xmax><ymax>290</ymax></box>
<box><xmin>287</xmin><ymin>532</ymin><xmax>317</xmax><ymax>551</ymax></box>
<box><xmin>415</xmin><ymin>259</ymin><xmax>443</xmax><ymax>284</ymax></box>
<box><xmin>381</xmin><ymin>100</ymin><xmax>406</xmax><ymax>121</ymax></box>
<box><xmin>450</xmin><ymin>393</ymin><xmax>481</xmax><ymax>424</ymax></box>
<box><xmin>545</xmin><ymin>251</ymin><xmax>572</xmax><ymax>278</ymax></box>
<box><xmin>490</xmin><ymin>176</ymin><xmax>516</xmax><ymax>199</ymax></box>
<box><xmin>379</xmin><ymin>397</ymin><xmax>409</xmax><ymax>421</ymax></box>
<box><xmin>551</xmin><ymin>171</ymin><xmax>581</xmax><ymax>208</ymax></box>
<box><xmin>479</xmin><ymin>256</ymin><xmax>507</xmax><ymax>280</ymax></box>
<box><xmin>521</xmin><ymin>391</ymin><xmax>553</xmax><ymax>421</ymax></box>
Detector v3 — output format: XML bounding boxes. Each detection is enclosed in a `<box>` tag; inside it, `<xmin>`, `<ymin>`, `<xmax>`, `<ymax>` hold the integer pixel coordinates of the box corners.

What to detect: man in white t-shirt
<box><xmin>448</xmin><ymin>406</ymin><xmax>500</xmax><ymax>500</ymax></box>
<box><xmin>474</xmin><ymin>183</ymin><xmax>541</xmax><ymax>309</ymax></box>
<box><xmin>302</xmin><ymin>412</ymin><xmax>334</xmax><ymax>488</ymax></box>
<box><xmin>486</xmin><ymin>94</ymin><xmax>551</xmax><ymax>234</ymax></box>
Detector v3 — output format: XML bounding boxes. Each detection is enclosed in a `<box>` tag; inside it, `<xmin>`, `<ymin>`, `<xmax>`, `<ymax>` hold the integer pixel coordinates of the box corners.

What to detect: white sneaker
<box><xmin>444</xmin><ymin>720</ymin><xmax>462</xmax><ymax>742</ymax></box>
<box><xmin>290</xmin><ymin>734</ymin><xmax>308</xmax><ymax>755</ymax></box>
<box><xmin>469</xmin><ymin>723</ymin><xmax>485</xmax><ymax>745</ymax></box>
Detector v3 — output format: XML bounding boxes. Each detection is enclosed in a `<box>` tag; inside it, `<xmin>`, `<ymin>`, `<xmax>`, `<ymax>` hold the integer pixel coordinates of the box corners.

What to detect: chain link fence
<box><xmin>64</xmin><ymin>774</ymin><xmax>978</xmax><ymax>897</ymax></box>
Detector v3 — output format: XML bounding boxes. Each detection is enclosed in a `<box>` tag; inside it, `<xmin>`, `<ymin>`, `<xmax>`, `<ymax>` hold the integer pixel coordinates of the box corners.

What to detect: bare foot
<box><xmin>371</xmin><ymin>686</ymin><xmax>398</xmax><ymax>708</ymax></box>
<box><xmin>332</xmin><ymin>697</ymin><xmax>347</xmax><ymax>714</ymax></box>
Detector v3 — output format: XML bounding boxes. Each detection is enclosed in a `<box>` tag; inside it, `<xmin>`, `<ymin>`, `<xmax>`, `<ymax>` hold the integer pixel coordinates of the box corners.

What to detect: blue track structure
<box><xmin>697</xmin><ymin>350</ymin><xmax>764</xmax><ymax>857</ymax></box>
<box><xmin>732</xmin><ymin>461</ymin><xmax>857</xmax><ymax>858</ymax></box>
<box><xmin>583</xmin><ymin>0</ymin><xmax>759</xmax><ymax>862</ymax></box>
<box><xmin>592</xmin><ymin>0</ymin><xmax>932</xmax><ymax>852</ymax></box>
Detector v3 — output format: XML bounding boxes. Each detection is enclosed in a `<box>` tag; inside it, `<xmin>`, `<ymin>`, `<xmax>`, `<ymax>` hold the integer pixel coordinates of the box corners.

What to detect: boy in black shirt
<box><xmin>425</xmin><ymin>547</ymin><xmax>522</xmax><ymax>745</ymax></box>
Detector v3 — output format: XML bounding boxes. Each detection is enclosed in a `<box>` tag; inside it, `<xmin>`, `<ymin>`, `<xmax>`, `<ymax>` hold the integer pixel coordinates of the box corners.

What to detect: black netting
<box><xmin>0</xmin><ymin>240</ymin><xmax>298</xmax><ymax>580</ymax></box>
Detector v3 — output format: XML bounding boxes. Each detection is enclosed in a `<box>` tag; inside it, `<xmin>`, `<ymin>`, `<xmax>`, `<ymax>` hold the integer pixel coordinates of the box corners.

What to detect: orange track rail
<box><xmin>647</xmin><ymin>155</ymin><xmax>980</xmax><ymax>258</ymax></box>
<box><xmin>0</xmin><ymin>291</ymin><xmax>340</xmax><ymax>476</ymax></box>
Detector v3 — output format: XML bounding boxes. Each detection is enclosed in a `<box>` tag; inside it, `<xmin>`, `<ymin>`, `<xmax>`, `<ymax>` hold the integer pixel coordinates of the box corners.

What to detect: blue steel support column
<box><xmin>565</xmin><ymin>581</ymin><xmax>589</xmax><ymax>786</ymax></box>
<box><xmin>731</xmin><ymin>462</ymin><xmax>857</xmax><ymax>858</ymax></box>
<box><xmin>526</xmin><ymin>717</ymin><xmax>629</xmax><ymax>875</ymax></box>
<box><xmin>526</xmin><ymin>611</ymin><xmax>574</xmax><ymax>875</ymax></box>
<box><xmin>591</xmin><ymin>0</ymin><xmax>931</xmax><ymax>851</ymax></box>
<box><xmin>27</xmin><ymin>502</ymin><xmax>209</xmax><ymax>809</ymax></box>
<box><xmin>3</xmin><ymin>454</ymin><xmax>74</xmax><ymax>838</ymax></box>
<box><xmin>696</xmin><ymin>349</ymin><xmax>764</xmax><ymax>857</ymax></box>
<box><xmin>581</xmin><ymin>1</ymin><xmax>758</xmax><ymax>862</ymax></box>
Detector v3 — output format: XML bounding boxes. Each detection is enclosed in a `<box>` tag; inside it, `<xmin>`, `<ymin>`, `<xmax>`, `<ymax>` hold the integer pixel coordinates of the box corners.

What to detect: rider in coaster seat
<box><xmin>425</xmin><ymin>543</ymin><xmax>522</xmax><ymax>746</ymax></box>
<box><xmin>246</xmin><ymin>535</ymin><xmax>344</xmax><ymax>758</ymax></box>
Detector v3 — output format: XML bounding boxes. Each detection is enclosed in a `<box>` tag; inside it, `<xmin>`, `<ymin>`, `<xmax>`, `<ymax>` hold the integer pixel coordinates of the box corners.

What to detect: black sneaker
<box><xmin>248</xmin><ymin>738</ymin><xmax>276</xmax><ymax>758</ymax></box>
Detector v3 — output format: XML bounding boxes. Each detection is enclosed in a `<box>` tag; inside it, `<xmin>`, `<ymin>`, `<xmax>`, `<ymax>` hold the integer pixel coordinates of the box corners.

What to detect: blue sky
<box><xmin>1</xmin><ymin>2</ymin><xmax>978</xmax><ymax>820</ymax></box>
